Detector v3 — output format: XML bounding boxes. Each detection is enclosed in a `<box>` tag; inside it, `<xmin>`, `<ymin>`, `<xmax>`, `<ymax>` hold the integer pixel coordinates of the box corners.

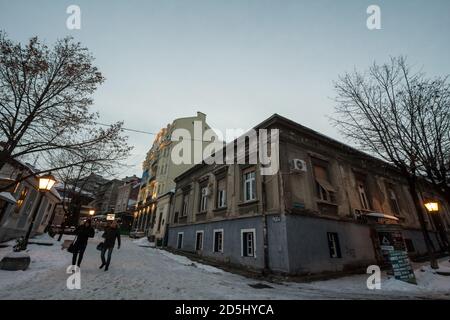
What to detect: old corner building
<box><xmin>166</xmin><ymin>114</ymin><xmax>450</xmax><ymax>276</ymax></box>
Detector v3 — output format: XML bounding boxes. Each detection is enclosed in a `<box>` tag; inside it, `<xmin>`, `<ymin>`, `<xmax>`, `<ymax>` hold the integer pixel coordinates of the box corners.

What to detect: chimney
<box><xmin>196</xmin><ymin>111</ymin><xmax>206</xmax><ymax>122</ymax></box>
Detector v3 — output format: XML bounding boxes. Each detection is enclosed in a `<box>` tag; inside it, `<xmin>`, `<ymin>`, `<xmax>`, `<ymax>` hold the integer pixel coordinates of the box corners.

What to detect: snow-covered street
<box><xmin>0</xmin><ymin>233</ymin><xmax>449</xmax><ymax>300</ymax></box>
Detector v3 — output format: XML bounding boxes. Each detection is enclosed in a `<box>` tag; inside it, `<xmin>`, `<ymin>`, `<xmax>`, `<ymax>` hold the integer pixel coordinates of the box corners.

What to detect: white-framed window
<box><xmin>388</xmin><ymin>188</ymin><xmax>401</xmax><ymax>216</ymax></box>
<box><xmin>182</xmin><ymin>193</ymin><xmax>189</xmax><ymax>216</ymax></box>
<box><xmin>199</xmin><ymin>186</ymin><xmax>208</xmax><ymax>212</ymax></box>
<box><xmin>217</xmin><ymin>189</ymin><xmax>226</xmax><ymax>208</ymax></box>
<box><xmin>243</xmin><ymin>170</ymin><xmax>256</xmax><ymax>202</ymax></box>
<box><xmin>241</xmin><ymin>228</ymin><xmax>256</xmax><ymax>258</ymax></box>
<box><xmin>177</xmin><ymin>232</ymin><xmax>184</xmax><ymax>249</ymax></box>
<box><xmin>213</xmin><ymin>229</ymin><xmax>224</xmax><ymax>253</ymax></box>
<box><xmin>195</xmin><ymin>230</ymin><xmax>204</xmax><ymax>251</ymax></box>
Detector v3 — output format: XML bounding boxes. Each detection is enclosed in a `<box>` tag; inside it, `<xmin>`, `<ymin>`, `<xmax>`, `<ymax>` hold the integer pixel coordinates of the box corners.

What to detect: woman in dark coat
<box><xmin>72</xmin><ymin>219</ymin><xmax>95</xmax><ymax>267</ymax></box>
<box><xmin>99</xmin><ymin>221</ymin><xmax>121</xmax><ymax>271</ymax></box>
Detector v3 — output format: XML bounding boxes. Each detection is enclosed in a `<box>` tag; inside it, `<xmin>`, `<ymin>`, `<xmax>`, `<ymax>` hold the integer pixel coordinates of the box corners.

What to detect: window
<box><xmin>213</xmin><ymin>229</ymin><xmax>223</xmax><ymax>253</ymax></box>
<box><xmin>388</xmin><ymin>188</ymin><xmax>401</xmax><ymax>216</ymax></box>
<box><xmin>216</xmin><ymin>178</ymin><xmax>227</xmax><ymax>208</ymax></box>
<box><xmin>358</xmin><ymin>184</ymin><xmax>370</xmax><ymax>210</ymax></box>
<box><xmin>312</xmin><ymin>160</ymin><xmax>336</xmax><ymax>203</ymax></box>
<box><xmin>177</xmin><ymin>232</ymin><xmax>184</xmax><ymax>249</ymax></box>
<box><xmin>243</xmin><ymin>170</ymin><xmax>256</xmax><ymax>202</ymax></box>
<box><xmin>195</xmin><ymin>231</ymin><xmax>204</xmax><ymax>251</ymax></box>
<box><xmin>181</xmin><ymin>193</ymin><xmax>189</xmax><ymax>217</ymax></box>
<box><xmin>199</xmin><ymin>186</ymin><xmax>208</xmax><ymax>212</ymax></box>
<box><xmin>157</xmin><ymin>210</ymin><xmax>163</xmax><ymax>231</ymax></box>
<box><xmin>241</xmin><ymin>229</ymin><xmax>255</xmax><ymax>257</ymax></box>
<box><xmin>14</xmin><ymin>187</ymin><xmax>28</xmax><ymax>213</ymax></box>
<box><xmin>404</xmin><ymin>238</ymin><xmax>415</xmax><ymax>253</ymax></box>
<box><xmin>327</xmin><ymin>232</ymin><xmax>342</xmax><ymax>258</ymax></box>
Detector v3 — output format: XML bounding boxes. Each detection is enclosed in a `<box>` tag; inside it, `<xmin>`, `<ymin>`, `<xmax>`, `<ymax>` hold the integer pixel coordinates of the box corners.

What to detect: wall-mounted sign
<box><xmin>106</xmin><ymin>214</ymin><xmax>115</xmax><ymax>221</ymax></box>
<box><xmin>272</xmin><ymin>216</ymin><xmax>281</xmax><ymax>223</ymax></box>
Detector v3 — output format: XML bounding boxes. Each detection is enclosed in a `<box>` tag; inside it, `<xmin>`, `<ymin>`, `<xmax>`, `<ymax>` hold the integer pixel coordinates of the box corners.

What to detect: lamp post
<box><xmin>424</xmin><ymin>201</ymin><xmax>439</xmax><ymax>213</ymax></box>
<box><xmin>425</xmin><ymin>200</ymin><xmax>450</xmax><ymax>255</ymax></box>
<box><xmin>89</xmin><ymin>209</ymin><xmax>95</xmax><ymax>216</ymax></box>
<box><xmin>21</xmin><ymin>173</ymin><xmax>56</xmax><ymax>250</ymax></box>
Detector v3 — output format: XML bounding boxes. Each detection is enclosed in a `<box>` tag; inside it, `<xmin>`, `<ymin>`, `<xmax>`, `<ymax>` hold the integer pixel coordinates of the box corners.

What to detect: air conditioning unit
<box><xmin>290</xmin><ymin>159</ymin><xmax>307</xmax><ymax>172</ymax></box>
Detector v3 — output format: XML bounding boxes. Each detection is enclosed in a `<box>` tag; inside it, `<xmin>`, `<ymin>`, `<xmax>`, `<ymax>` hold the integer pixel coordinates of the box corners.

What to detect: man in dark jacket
<box><xmin>99</xmin><ymin>221</ymin><xmax>121</xmax><ymax>271</ymax></box>
<box><xmin>72</xmin><ymin>219</ymin><xmax>95</xmax><ymax>267</ymax></box>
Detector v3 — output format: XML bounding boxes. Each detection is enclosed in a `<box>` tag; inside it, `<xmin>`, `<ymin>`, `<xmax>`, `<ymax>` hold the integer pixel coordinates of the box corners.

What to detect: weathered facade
<box><xmin>167</xmin><ymin>114</ymin><xmax>450</xmax><ymax>275</ymax></box>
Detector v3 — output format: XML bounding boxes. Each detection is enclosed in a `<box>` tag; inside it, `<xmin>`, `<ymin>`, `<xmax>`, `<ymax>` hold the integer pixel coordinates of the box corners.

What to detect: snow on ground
<box><xmin>0</xmin><ymin>234</ymin><xmax>449</xmax><ymax>300</ymax></box>
<box><xmin>132</xmin><ymin>237</ymin><xmax>154</xmax><ymax>247</ymax></box>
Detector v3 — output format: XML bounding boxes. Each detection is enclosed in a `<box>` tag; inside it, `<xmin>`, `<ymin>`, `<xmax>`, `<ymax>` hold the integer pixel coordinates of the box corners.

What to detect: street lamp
<box><xmin>21</xmin><ymin>173</ymin><xmax>57</xmax><ymax>250</ymax></box>
<box><xmin>89</xmin><ymin>209</ymin><xmax>95</xmax><ymax>216</ymax></box>
<box><xmin>424</xmin><ymin>201</ymin><xmax>439</xmax><ymax>213</ymax></box>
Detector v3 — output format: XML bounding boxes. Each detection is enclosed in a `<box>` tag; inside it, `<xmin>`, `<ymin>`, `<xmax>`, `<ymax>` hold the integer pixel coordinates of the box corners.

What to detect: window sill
<box><xmin>238</xmin><ymin>199</ymin><xmax>259</xmax><ymax>207</ymax></box>
<box><xmin>316</xmin><ymin>199</ymin><xmax>338</xmax><ymax>206</ymax></box>
<box><xmin>196</xmin><ymin>211</ymin><xmax>207</xmax><ymax>215</ymax></box>
<box><xmin>213</xmin><ymin>207</ymin><xmax>227</xmax><ymax>212</ymax></box>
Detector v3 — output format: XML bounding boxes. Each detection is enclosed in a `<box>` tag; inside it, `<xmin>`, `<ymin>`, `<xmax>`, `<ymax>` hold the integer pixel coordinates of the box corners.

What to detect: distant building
<box><xmin>114</xmin><ymin>176</ymin><xmax>141</xmax><ymax>231</ymax></box>
<box><xmin>0</xmin><ymin>159</ymin><xmax>61</xmax><ymax>242</ymax></box>
<box><xmin>90</xmin><ymin>179</ymin><xmax>123</xmax><ymax>215</ymax></box>
<box><xmin>133</xmin><ymin>112</ymin><xmax>218</xmax><ymax>243</ymax></box>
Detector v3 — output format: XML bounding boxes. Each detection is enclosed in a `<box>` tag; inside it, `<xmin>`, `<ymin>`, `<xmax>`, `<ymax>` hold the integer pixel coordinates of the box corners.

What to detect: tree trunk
<box><xmin>0</xmin><ymin>150</ymin><xmax>10</xmax><ymax>173</ymax></box>
<box><xmin>407</xmin><ymin>176</ymin><xmax>439</xmax><ymax>269</ymax></box>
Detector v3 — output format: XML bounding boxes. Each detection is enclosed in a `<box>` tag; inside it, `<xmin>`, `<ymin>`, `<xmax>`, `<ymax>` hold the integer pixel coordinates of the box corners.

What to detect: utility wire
<box><xmin>94</xmin><ymin>121</ymin><xmax>225</xmax><ymax>143</ymax></box>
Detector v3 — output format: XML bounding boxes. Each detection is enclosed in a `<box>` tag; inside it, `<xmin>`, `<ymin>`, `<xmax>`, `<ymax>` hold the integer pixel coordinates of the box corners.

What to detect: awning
<box><xmin>0</xmin><ymin>192</ymin><xmax>17</xmax><ymax>204</ymax></box>
<box><xmin>364</xmin><ymin>212</ymin><xmax>399</xmax><ymax>221</ymax></box>
<box><xmin>316</xmin><ymin>178</ymin><xmax>336</xmax><ymax>192</ymax></box>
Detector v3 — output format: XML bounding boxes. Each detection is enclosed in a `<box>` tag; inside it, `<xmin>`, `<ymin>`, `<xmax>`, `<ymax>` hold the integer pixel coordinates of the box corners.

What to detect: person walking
<box><xmin>99</xmin><ymin>221</ymin><xmax>121</xmax><ymax>271</ymax></box>
<box><xmin>71</xmin><ymin>219</ymin><xmax>95</xmax><ymax>267</ymax></box>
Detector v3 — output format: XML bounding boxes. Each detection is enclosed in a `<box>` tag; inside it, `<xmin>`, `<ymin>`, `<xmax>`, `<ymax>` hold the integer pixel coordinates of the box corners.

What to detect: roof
<box><xmin>174</xmin><ymin>113</ymin><xmax>397</xmax><ymax>182</ymax></box>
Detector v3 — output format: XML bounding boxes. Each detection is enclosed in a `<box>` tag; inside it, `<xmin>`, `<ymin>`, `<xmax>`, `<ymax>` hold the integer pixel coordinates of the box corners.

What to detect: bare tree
<box><xmin>46</xmin><ymin>132</ymin><xmax>132</xmax><ymax>229</ymax></box>
<box><xmin>332</xmin><ymin>56</ymin><xmax>450</xmax><ymax>269</ymax></box>
<box><xmin>0</xmin><ymin>32</ymin><xmax>130</xmax><ymax>187</ymax></box>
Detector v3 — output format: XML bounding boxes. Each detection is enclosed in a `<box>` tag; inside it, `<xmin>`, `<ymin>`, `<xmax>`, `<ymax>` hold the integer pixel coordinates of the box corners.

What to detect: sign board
<box><xmin>272</xmin><ymin>216</ymin><xmax>281</xmax><ymax>223</ymax></box>
<box><xmin>106</xmin><ymin>214</ymin><xmax>115</xmax><ymax>221</ymax></box>
<box><xmin>388</xmin><ymin>250</ymin><xmax>417</xmax><ymax>284</ymax></box>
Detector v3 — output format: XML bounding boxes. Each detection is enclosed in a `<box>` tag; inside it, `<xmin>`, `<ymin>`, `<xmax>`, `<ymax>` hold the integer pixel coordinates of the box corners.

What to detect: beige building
<box><xmin>132</xmin><ymin>111</ymin><xmax>218</xmax><ymax>243</ymax></box>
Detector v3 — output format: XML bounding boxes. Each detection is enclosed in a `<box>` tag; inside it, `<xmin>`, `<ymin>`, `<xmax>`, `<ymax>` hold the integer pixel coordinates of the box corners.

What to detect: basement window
<box><xmin>327</xmin><ymin>232</ymin><xmax>342</xmax><ymax>258</ymax></box>
<box><xmin>241</xmin><ymin>229</ymin><xmax>256</xmax><ymax>257</ymax></box>
<box><xmin>177</xmin><ymin>232</ymin><xmax>184</xmax><ymax>249</ymax></box>
<box><xmin>213</xmin><ymin>229</ymin><xmax>223</xmax><ymax>253</ymax></box>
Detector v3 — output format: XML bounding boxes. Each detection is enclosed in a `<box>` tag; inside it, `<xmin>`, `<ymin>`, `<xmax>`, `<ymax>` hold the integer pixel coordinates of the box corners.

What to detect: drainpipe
<box><xmin>261</xmin><ymin>173</ymin><xmax>270</xmax><ymax>275</ymax></box>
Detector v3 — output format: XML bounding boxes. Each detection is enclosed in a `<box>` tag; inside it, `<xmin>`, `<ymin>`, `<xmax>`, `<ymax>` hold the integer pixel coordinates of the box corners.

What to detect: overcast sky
<box><xmin>1</xmin><ymin>0</ymin><xmax>449</xmax><ymax>179</ymax></box>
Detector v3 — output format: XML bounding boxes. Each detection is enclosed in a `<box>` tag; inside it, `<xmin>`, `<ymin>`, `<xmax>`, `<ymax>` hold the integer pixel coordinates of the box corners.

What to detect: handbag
<box><xmin>96</xmin><ymin>242</ymin><xmax>105</xmax><ymax>251</ymax></box>
<box><xmin>67</xmin><ymin>236</ymin><xmax>78</xmax><ymax>254</ymax></box>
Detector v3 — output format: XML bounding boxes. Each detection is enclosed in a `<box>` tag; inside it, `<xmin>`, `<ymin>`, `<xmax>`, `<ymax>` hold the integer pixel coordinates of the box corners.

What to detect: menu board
<box><xmin>388</xmin><ymin>250</ymin><xmax>417</xmax><ymax>284</ymax></box>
